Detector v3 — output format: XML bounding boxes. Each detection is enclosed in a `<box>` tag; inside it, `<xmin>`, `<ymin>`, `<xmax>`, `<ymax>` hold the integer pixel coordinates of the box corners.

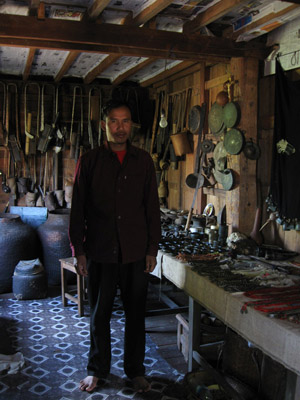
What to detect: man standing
<box><xmin>69</xmin><ymin>99</ymin><xmax>161</xmax><ymax>393</ymax></box>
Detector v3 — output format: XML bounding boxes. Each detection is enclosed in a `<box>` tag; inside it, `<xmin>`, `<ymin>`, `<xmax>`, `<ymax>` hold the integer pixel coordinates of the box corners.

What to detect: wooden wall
<box><xmin>153</xmin><ymin>57</ymin><xmax>260</xmax><ymax>237</ymax></box>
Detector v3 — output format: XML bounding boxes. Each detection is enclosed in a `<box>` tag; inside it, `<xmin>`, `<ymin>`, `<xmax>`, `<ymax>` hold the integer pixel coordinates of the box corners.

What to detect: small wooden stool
<box><xmin>60</xmin><ymin>257</ymin><xmax>87</xmax><ymax>317</ymax></box>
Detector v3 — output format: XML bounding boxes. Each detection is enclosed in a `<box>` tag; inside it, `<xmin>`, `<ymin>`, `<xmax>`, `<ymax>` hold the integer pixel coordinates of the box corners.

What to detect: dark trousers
<box><xmin>86</xmin><ymin>258</ymin><xmax>148</xmax><ymax>379</ymax></box>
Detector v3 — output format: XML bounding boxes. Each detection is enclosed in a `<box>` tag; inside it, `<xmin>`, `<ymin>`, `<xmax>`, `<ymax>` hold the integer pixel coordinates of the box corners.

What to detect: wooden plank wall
<box><xmin>155</xmin><ymin>57</ymin><xmax>260</xmax><ymax>237</ymax></box>
<box><xmin>0</xmin><ymin>83</ymin><xmax>151</xmax><ymax>211</ymax></box>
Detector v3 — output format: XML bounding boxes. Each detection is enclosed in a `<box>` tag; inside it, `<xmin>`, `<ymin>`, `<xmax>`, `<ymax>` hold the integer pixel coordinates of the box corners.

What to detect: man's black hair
<box><xmin>102</xmin><ymin>99</ymin><xmax>132</xmax><ymax>118</ymax></box>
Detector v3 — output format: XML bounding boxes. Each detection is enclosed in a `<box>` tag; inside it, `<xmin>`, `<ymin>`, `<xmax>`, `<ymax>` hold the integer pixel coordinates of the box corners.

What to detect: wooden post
<box><xmin>226</xmin><ymin>57</ymin><xmax>259</xmax><ymax>235</ymax></box>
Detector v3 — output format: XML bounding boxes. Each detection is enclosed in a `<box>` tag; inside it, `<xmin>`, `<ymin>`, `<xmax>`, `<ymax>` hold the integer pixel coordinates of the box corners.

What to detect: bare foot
<box><xmin>79</xmin><ymin>375</ymin><xmax>99</xmax><ymax>392</ymax></box>
<box><xmin>132</xmin><ymin>376</ymin><xmax>151</xmax><ymax>393</ymax></box>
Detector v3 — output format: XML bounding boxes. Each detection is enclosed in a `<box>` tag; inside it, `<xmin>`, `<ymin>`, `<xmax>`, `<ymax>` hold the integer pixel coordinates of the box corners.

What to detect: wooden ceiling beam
<box><xmin>23</xmin><ymin>47</ymin><xmax>36</xmax><ymax>81</ymax></box>
<box><xmin>88</xmin><ymin>0</ymin><xmax>111</xmax><ymax>21</ymax></box>
<box><xmin>55</xmin><ymin>50</ymin><xmax>80</xmax><ymax>83</ymax></box>
<box><xmin>0</xmin><ymin>15</ymin><xmax>269</xmax><ymax>60</ymax></box>
<box><xmin>183</xmin><ymin>0</ymin><xmax>246</xmax><ymax>34</ymax></box>
<box><xmin>112</xmin><ymin>58</ymin><xmax>155</xmax><ymax>86</ymax></box>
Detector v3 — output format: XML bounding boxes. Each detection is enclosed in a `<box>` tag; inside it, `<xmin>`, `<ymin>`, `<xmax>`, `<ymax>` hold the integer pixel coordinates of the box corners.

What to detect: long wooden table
<box><xmin>154</xmin><ymin>251</ymin><xmax>300</xmax><ymax>399</ymax></box>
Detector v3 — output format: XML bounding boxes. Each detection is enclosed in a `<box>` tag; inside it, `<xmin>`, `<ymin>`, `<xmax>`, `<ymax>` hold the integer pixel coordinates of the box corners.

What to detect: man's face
<box><xmin>102</xmin><ymin>106</ymin><xmax>132</xmax><ymax>146</ymax></box>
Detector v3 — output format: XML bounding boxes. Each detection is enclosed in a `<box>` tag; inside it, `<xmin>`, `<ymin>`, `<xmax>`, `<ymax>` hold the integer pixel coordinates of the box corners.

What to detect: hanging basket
<box><xmin>170</xmin><ymin>131</ymin><xmax>192</xmax><ymax>156</ymax></box>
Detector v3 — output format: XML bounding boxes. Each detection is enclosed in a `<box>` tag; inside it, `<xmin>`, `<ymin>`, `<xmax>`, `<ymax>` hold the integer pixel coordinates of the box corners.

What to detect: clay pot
<box><xmin>0</xmin><ymin>214</ymin><xmax>40</xmax><ymax>293</ymax></box>
<box><xmin>37</xmin><ymin>209</ymin><xmax>72</xmax><ymax>286</ymax></box>
<box><xmin>216</xmin><ymin>91</ymin><xmax>229</xmax><ymax>107</ymax></box>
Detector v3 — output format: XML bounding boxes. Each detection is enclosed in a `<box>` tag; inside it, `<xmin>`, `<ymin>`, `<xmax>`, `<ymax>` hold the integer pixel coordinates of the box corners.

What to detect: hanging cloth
<box><xmin>269</xmin><ymin>60</ymin><xmax>300</xmax><ymax>220</ymax></box>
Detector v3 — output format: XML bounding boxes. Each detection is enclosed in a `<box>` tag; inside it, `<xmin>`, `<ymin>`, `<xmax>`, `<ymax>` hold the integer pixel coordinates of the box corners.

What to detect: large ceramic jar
<box><xmin>37</xmin><ymin>209</ymin><xmax>72</xmax><ymax>286</ymax></box>
<box><xmin>0</xmin><ymin>213</ymin><xmax>40</xmax><ymax>293</ymax></box>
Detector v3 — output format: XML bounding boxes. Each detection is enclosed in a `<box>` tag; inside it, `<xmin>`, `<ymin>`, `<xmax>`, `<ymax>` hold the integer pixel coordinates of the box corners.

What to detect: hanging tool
<box><xmin>185</xmin><ymin>102</ymin><xmax>207</xmax><ymax>189</ymax></box>
<box><xmin>53</xmin><ymin>86</ymin><xmax>64</xmax><ymax>154</ymax></box>
<box><xmin>0</xmin><ymin>81</ymin><xmax>6</xmax><ymax>146</ymax></box>
<box><xmin>184</xmin><ymin>103</ymin><xmax>207</xmax><ymax>232</ymax></box>
<box><xmin>7</xmin><ymin>83</ymin><xmax>21</xmax><ymax>164</ymax></box>
<box><xmin>70</xmin><ymin>86</ymin><xmax>82</xmax><ymax>159</ymax></box>
<box><xmin>38</xmin><ymin>84</ymin><xmax>57</xmax><ymax>153</ymax></box>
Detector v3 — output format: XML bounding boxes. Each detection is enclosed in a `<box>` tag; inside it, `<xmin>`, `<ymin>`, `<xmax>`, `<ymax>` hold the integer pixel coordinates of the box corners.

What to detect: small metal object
<box><xmin>243</xmin><ymin>140</ymin><xmax>261</xmax><ymax>160</ymax></box>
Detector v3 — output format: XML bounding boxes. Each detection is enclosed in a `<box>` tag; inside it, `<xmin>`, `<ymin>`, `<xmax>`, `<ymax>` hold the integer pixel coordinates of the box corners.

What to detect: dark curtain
<box><xmin>269</xmin><ymin>60</ymin><xmax>300</xmax><ymax>220</ymax></box>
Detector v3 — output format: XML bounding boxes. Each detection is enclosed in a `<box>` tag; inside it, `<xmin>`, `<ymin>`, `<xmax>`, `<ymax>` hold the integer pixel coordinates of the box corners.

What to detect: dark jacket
<box><xmin>69</xmin><ymin>142</ymin><xmax>161</xmax><ymax>264</ymax></box>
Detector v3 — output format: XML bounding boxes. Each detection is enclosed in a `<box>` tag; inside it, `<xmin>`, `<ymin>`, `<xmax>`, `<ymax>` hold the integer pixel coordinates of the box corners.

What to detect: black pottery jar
<box><xmin>37</xmin><ymin>209</ymin><xmax>72</xmax><ymax>286</ymax></box>
<box><xmin>0</xmin><ymin>213</ymin><xmax>40</xmax><ymax>293</ymax></box>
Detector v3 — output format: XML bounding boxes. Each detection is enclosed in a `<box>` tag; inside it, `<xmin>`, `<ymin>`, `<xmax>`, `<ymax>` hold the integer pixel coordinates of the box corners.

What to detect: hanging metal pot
<box><xmin>223</xmin><ymin>101</ymin><xmax>240</xmax><ymax>129</ymax></box>
<box><xmin>208</xmin><ymin>102</ymin><xmax>224</xmax><ymax>136</ymax></box>
<box><xmin>170</xmin><ymin>131</ymin><xmax>192</xmax><ymax>156</ymax></box>
<box><xmin>224</xmin><ymin>128</ymin><xmax>244</xmax><ymax>155</ymax></box>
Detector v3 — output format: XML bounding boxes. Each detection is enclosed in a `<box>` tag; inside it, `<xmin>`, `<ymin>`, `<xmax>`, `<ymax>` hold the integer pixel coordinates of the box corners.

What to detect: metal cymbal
<box><xmin>213</xmin><ymin>141</ymin><xmax>227</xmax><ymax>171</ymax></box>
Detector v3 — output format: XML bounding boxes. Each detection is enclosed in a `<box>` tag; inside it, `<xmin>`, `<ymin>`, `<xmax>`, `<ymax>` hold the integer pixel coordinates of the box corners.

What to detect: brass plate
<box><xmin>224</xmin><ymin>128</ymin><xmax>244</xmax><ymax>155</ymax></box>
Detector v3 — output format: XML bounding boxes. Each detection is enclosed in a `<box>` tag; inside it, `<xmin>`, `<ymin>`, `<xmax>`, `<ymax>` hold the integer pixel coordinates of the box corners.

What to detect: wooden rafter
<box><xmin>112</xmin><ymin>58</ymin><xmax>155</xmax><ymax>86</ymax></box>
<box><xmin>85</xmin><ymin>0</ymin><xmax>173</xmax><ymax>85</ymax></box>
<box><xmin>88</xmin><ymin>0</ymin><xmax>111</xmax><ymax>21</ymax></box>
<box><xmin>132</xmin><ymin>0</ymin><xmax>174</xmax><ymax>26</ymax></box>
<box><xmin>28</xmin><ymin>0</ymin><xmax>40</xmax><ymax>16</ymax></box>
<box><xmin>55</xmin><ymin>51</ymin><xmax>80</xmax><ymax>83</ymax></box>
<box><xmin>183</xmin><ymin>0</ymin><xmax>246</xmax><ymax>34</ymax></box>
<box><xmin>84</xmin><ymin>54</ymin><xmax>120</xmax><ymax>84</ymax></box>
<box><xmin>140</xmin><ymin>61</ymin><xmax>198</xmax><ymax>87</ymax></box>
<box><xmin>223</xmin><ymin>3</ymin><xmax>300</xmax><ymax>40</ymax></box>
<box><xmin>23</xmin><ymin>47</ymin><xmax>36</xmax><ymax>81</ymax></box>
